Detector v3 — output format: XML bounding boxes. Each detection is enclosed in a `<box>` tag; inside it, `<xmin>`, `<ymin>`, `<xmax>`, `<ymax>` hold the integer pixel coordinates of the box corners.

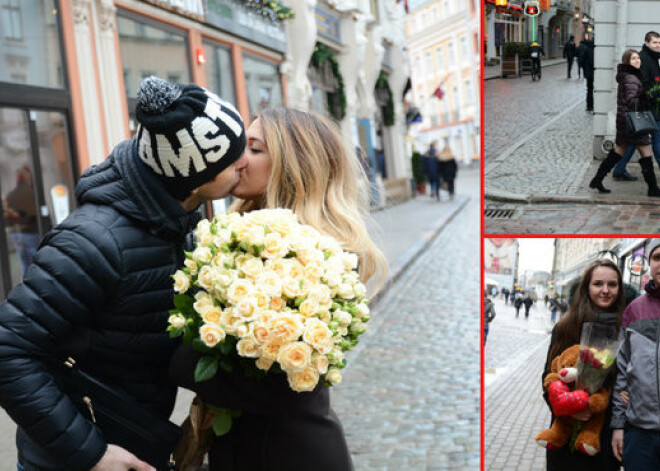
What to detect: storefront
<box><xmin>0</xmin><ymin>0</ymin><xmax>78</xmax><ymax>298</ymax></box>
<box><xmin>0</xmin><ymin>0</ymin><xmax>289</xmax><ymax>299</ymax></box>
<box><xmin>620</xmin><ymin>240</ymin><xmax>652</xmax><ymax>292</ymax></box>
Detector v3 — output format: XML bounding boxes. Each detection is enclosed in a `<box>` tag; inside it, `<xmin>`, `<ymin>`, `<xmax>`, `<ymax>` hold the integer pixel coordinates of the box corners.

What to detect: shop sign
<box><xmin>142</xmin><ymin>0</ymin><xmax>205</xmax><ymax>19</ymax></box>
<box><xmin>50</xmin><ymin>185</ymin><xmax>70</xmax><ymax>225</ymax></box>
<box><xmin>315</xmin><ymin>8</ymin><xmax>341</xmax><ymax>44</ymax></box>
<box><xmin>205</xmin><ymin>0</ymin><xmax>287</xmax><ymax>53</ymax></box>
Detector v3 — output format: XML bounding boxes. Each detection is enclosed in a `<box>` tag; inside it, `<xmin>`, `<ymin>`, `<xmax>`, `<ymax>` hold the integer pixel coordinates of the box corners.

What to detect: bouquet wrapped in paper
<box><xmin>576</xmin><ymin>321</ymin><xmax>623</xmax><ymax>394</ymax></box>
<box><xmin>168</xmin><ymin>208</ymin><xmax>371</xmax><ymax>397</ymax></box>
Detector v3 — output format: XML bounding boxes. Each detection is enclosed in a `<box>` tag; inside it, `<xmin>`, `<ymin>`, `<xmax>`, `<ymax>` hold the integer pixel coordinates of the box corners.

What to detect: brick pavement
<box><xmin>332</xmin><ymin>196</ymin><xmax>479</xmax><ymax>470</ymax></box>
<box><xmin>484</xmin><ymin>298</ymin><xmax>553</xmax><ymax>471</ymax></box>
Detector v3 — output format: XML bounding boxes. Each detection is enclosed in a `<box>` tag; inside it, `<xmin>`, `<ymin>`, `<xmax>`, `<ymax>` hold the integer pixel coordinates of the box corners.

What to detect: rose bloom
<box><xmin>323</xmin><ymin>271</ymin><xmax>342</xmax><ymax>289</ymax></box>
<box><xmin>237</xmin><ymin>338</ymin><xmax>260</xmax><ymax>358</ymax></box>
<box><xmin>201</xmin><ymin>306</ymin><xmax>223</xmax><ymax>325</ymax></box>
<box><xmin>252</xmin><ymin>322</ymin><xmax>271</xmax><ymax>345</ymax></box>
<box><xmin>317</xmin><ymin>235</ymin><xmax>341</xmax><ymax>256</ymax></box>
<box><xmin>199</xmin><ymin>231</ymin><xmax>216</xmax><ymax>248</ymax></box>
<box><xmin>184</xmin><ymin>258</ymin><xmax>198</xmax><ymax>276</ymax></box>
<box><xmin>298</xmin><ymin>225</ymin><xmax>321</xmax><ymax>241</ymax></box>
<box><xmin>263</xmin><ymin>233</ymin><xmax>289</xmax><ymax>259</ymax></box>
<box><xmin>236</xmin><ymin>323</ymin><xmax>251</xmax><ymax>338</ymax></box>
<box><xmin>236</xmin><ymin>297</ymin><xmax>258</xmax><ymax>321</ymax></box>
<box><xmin>245</xmin><ymin>209</ymin><xmax>268</xmax><ymax>227</ymax></box>
<box><xmin>265</xmin><ymin>259</ymin><xmax>289</xmax><ymax>278</ymax></box>
<box><xmin>336</xmin><ymin>283</ymin><xmax>354</xmax><ymax>299</ymax></box>
<box><xmin>304</xmin><ymin>261</ymin><xmax>325</xmax><ymax>281</ymax></box>
<box><xmin>288</xmin><ymin>260</ymin><xmax>305</xmax><ymax>280</ymax></box>
<box><xmin>270</xmin><ymin>297</ymin><xmax>287</xmax><ymax>312</ymax></box>
<box><xmin>245</xmin><ymin>225</ymin><xmax>266</xmax><ymax>246</ymax></box>
<box><xmin>199</xmin><ymin>323</ymin><xmax>226</xmax><ymax>348</ymax></box>
<box><xmin>327</xmin><ymin>349</ymin><xmax>345</xmax><ymax>365</ymax></box>
<box><xmin>299</xmin><ymin>299</ymin><xmax>319</xmax><ymax>318</ymax></box>
<box><xmin>193</xmin><ymin>292</ymin><xmax>214</xmax><ymax>313</ymax></box>
<box><xmin>303</xmin><ymin>319</ymin><xmax>334</xmax><ymax>354</ymax></box>
<box><xmin>241</xmin><ymin>257</ymin><xmax>264</xmax><ymax>279</ymax></box>
<box><xmin>312</xmin><ymin>353</ymin><xmax>329</xmax><ymax>374</ymax></box>
<box><xmin>356</xmin><ymin>302</ymin><xmax>370</xmax><ymax>317</ymax></box>
<box><xmin>259</xmin><ymin>341</ymin><xmax>282</xmax><ymax>361</ymax></box>
<box><xmin>325</xmin><ymin>368</ymin><xmax>342</xmax><ymax>386</ymax></box>
<box><xmin>267</xmin><ymin>216</ymin><xmax>294</xmax><ymax>237</ymax></box>
<box><xmin>353</xmin><ymin>282</ymin><xmax>367</xmax><ymax>299</ymax></box>
<box><xmin>255</xmin><ymin>357</ymin><xmax>274</xmax><ymax>371</ymax></box>
<box><xmin>287</xmin><ymin>366</ymin><xmax>320</xmax><ymax>392</ymax></box>
<box><xmin>196</xmin><ymin>266</ymin><xmax>214</xmax><ymax>290</ymax></box>
<box><xmin>168</xmin><ymin>314</ymin><xmax>186</xmax><ymax>330</ymax></box>
<box><xmin>282</xmin><ymin>278</ymin><xmax>301</xmax><ymax>299</ymax></box>
<box><xmin>270</xmin><ymin>313</ymin><xmax>304</xmax><ymax>343</ymax></box>
<box><xmin>296</xmin><ymin>247</ymin><xmax>324</xmax><ymax>266</ymax></box>
<box><xmin>307</xmin><ymin>284</ymin><xmax>332</xmax><ymax>305</ymax></box>
<box><xmin>194</xmin><ymin>219</ymin><xmax>211</xmax><ymax>241</ymax></box>
<box><xmin>193</xmin><ymin>246</ymin><xmax>213</xmax><ymax>264</ymax></box>
<box><xmin>227</xmin><ymin>279</ymin><xmax>255</xmax><ymax>304</ymax></box>
<box><xmin>256</xmin><ymin>271</ymin><xmax>283</xmax><ymax>298</ymax></box>
<box><xmin>332</xmin><ymin>310</ymin><xmax>353</xmax><ymax>326</ymax></box>
<box><xmin>342</xmin><ymin>253</ymin><xmax>359</xmax><ymax>271</ymax></box>
<box><xmin>277</xmin><ymin>341</ymin><xmax>313</xmax><ymax>373</ymax></box>
<box><xmin>172</xmin><ymin>270</ymin><xmax>190</xmax><ymax>293</ymax></box>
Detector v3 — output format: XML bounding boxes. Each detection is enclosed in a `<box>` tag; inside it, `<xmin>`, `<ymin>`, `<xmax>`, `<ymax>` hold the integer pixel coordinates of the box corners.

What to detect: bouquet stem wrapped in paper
<box><xmin>576</xmin><ymin>321</ymin><xmax>623</xmax><ymax>395</ymax></box>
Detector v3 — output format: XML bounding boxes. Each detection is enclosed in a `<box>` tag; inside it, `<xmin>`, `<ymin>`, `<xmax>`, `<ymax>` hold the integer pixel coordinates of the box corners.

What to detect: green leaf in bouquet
<box><xmin>210</xmin><ymin>245</ymin><xmax>218</xmax><ymax>256</ymax></box>
<box><xmin>212</xmin><ymin>411</ymin><xmax>232</xmax><ymax>436</ymax></box>
<box><xmin>228</xmin><ymin>409</ymin><xmax>243</xmax><ymax>418</ymax></box>
<box><xmin>174</xmin><ymin>294</ymin><xmax>194</xmax><ymax>313</ymax></box>
<box><xmin>184</xmin><ymin>251</ymin><xmax>193</xmax><ymax>259</ymax></box>
<box><xmin>220</xmin><ymin>336</ymin><xmax>236</xmax><ymax>355</ymax></box>
<box><xmin>219</xmin><ymin>358</ymin><xmax>235</xmax><ymax>373</ymax></box>
<box><xmin>221</xmin><ymin>245</ymin><xmax>230</xmax><ymax>253</ymax></box>
<box><xmin>324</xmin><ymin>251</ymin><xmax>332</xmax><ymax>261</ymax></box>
<box><xmin>231</xmin><ymin>231</ymin><xmax>238</xmax><ymax>239</ymax></box>
<box><xmin>332</xmin><ymin>302</ymin><xmax>342</xmax><ymax>311</ymax></box>
<box><xmin>192</xmin><ymin>338</ymin><xmax>218</xmax><ymax>354</ymax></box>
<box><xmin>168</xmin><ymin>330</ymin><xmax>182</xmax><ymax>339</ymax></box>
<box><xmin>239</xmin><ymin>241</ymin><xmax>249</xmax><ymax>252</ymax></box>
<box><xmin>294</xmin><ymin>297</ymin><xmax>304</xmax><ymax>307</ymax></box>
<box><xmin>224</xmin><ymin>262</ymin><xmax>232</xmax><ymax>269</ymax></box>
<box><xmin>194</xmin><ymin>355</ymin><xmax>219</xmax><ymax>382</ymax></box>
<box><xmin>183</xmin><ymin>324</ymin><xmax>197</xmax><ymax>344</ymax></box>
<box><xmin>210</xmin><ymin>223</ymin><xmax>218</xmax><ymax>235</ymax></box>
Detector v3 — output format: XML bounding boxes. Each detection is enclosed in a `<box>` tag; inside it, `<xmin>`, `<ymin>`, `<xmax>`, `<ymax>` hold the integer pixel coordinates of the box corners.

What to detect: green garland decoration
<box><xmin>242</xmin><ymin>0</ymin><xmax>294</xmax><ymax>22</ymax></box>
<box><xmin>311</xmin><ymin>43</ymin><xmax>347</xmax><ymax>121</ymax></box>
<box><xmin>375</xmin><ymin>71</ymin><xmax>395</xmax><ymax>126</ymax></box>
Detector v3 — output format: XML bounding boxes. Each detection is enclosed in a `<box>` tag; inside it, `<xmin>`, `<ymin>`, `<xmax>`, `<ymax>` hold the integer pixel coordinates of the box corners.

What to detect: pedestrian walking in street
<box><xmin>504</xmin><ymin>288</ymin><xmax>510</xmax><ymax>305</ymax></box>
<box><xmin>437</xmin><ymin>140</ymin><xmax>458</xmax><ymax>200</ymax></box>
<box><xmin>0</xmin><ymin>76</ymin><xmax>248</xmax><ymax>470</ymax></box>
<box><xmin>588</xmin><ymin>49</ymin><xmax>660</xmax><ymax>196</ymax></box>
<box><xmin>523</xmin><ymin>293</ymin><xmax>533</xmax><ymax>319</ymax></box>
<box><xmin>484</xmin><ymin>295</ymin><xmax>496</xmax><ymax>345</ymax></box>
<box><xmin>564</xmin><ymin>34</ymin><xmax>577</xmax><ymax>79</ymax></box>
<box><xmin>530</xmin><ymin>41</ymin><xmax>545</xmax><ymax>80</ymax></box>
<box><xmin>545</xmin><ymin>293</ymin><xmax>550</xmax><ymax>307</ymax></box>
<box><xmin>422</xmin><ymin>141</ymin><xmax>441</xmax><ymax>201</ymax></box>
<box><xmin>541</xmin><ymin>259</ymin><xmax>625</xmax><ymax>471</ymax></box>
<box><xmin>611</xmin><ymin>241</ymin><xmax>660</xmax><ymax>470</ymax></box>
<box><xmin>549</xmin><ymin>295</ymin><xmax>559</xmax><ymax>323</ymax></box>
<box><xmin>576</xmin><ymin>37</ymin><xmax>586</xmax><ymax>79</ymax></box>
<box><xmin>514</xmin><ymin>294</ymin><xmax>523</xmax><ymax>318</ymax></box>
<box><xmin>170</xmin><ymin>107</ymin><xmax>387</xmax><ymax>471</ymax></box>
<box><xmin>582</xmin><ymin>38</ymin><xmax>595</xmax><ymax>112</ymax></box>
<box><xmin>613</xmin><ymin>32</ymin><xmax>660</xmax><ymax>183</ymax></box>
<box><xmin>558</xmin><ymin>296</ymin><xmax>568</xmax><ymax>318</ymax></box>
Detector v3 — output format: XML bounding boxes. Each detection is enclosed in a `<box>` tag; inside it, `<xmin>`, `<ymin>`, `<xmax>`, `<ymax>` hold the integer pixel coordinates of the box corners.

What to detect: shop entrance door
<box><xmin>0</xmin><ymin>107</ymin><xmax>76</xmax><ymax>299</ymax></box>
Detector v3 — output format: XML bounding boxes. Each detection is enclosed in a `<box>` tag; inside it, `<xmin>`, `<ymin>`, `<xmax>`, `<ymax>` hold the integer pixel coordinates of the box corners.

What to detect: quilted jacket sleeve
<box><xmin>622</xmin><ymin>75</ymin><xmax>644</xmax><ymax>113</ymax></box>
<box><xmin>0</xmin><ymin>217</ymin><xmax>121</xmax><ymax>470</ymax></box>
<box><xmin>610</xmin><ymin>326</ymin><xmax>629</xmax><ymax>429</ymax></box>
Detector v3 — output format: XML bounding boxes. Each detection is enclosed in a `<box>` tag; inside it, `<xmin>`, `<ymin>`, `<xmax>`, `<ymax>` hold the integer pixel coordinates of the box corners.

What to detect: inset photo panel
<box><xmin>484</xmin><ymin>2</ymin><xmax>660</xmax><ymax>234</ymax></box>
<box><xmin>484</xmin><ymin>237</ymin><xmax>660</xmax><ymax>471</ymax></box>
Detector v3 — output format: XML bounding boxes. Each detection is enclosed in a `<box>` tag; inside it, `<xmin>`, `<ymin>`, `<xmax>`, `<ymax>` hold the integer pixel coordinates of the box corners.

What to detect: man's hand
<box><xmin>612</xmin><ymin>429</ymin><xmax>624</xmax><ymax>462</ymax></box>
<box><xmin>90</xmin><ymin>444</ymin><xmax>155</xmax><ymax>471</ymax></box>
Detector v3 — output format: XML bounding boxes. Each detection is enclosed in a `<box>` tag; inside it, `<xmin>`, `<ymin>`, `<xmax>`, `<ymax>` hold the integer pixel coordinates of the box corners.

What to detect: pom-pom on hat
<box><xmin>135</xmin><ymin>76</ymin><xmax>246</xmax><ymax>200</ymax></box>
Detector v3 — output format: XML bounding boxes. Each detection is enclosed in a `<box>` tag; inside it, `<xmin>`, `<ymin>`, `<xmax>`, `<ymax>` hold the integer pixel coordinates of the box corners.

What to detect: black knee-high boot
<box><xmin>639</xmin><ymin>156</ymin><xmax>660</xmax><ymax>197</ymax></box>
<box><xmin>589</xmin><ymin>150</ymin><xmax>621</xmax><ymax>193</ymax></box>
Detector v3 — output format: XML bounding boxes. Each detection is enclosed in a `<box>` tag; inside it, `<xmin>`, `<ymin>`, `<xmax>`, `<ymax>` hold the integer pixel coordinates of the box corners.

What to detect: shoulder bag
<box><xmin>626</xmin><ymin>98</ymin><xmax>659</xmax><ymax>136</ymax></box>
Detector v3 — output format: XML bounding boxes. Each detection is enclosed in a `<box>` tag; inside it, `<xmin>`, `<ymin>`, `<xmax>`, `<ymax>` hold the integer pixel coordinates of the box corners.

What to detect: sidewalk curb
<box><xmin>485</xmin><ymin>191</ymin><xmax>660</xmax><ymax>206</ymax></box>
<box><xmin>485</xmin><ymin>59</ymin><xmax>565</xmax><ymax>81</ymax></box>
<box><xmin>371</xmin><ymin>195</ymin><xmax>470</xmax><ymax>308</ymax></box>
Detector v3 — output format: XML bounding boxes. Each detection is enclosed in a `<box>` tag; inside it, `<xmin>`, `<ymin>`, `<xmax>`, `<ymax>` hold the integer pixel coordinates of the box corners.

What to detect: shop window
<box><xmin>0</xmin><ymin>0</ymin><xmax>63</xmax><ymax>88</ymax></box>
<box><xmin>448</xmin><ymin>42</ymin><xmax>455</xmax><ymax>64</ymax></box>
<box><xmin>204</xmin><ymin>41</ymin><xmax>236</xmax><ymax>107</ymax></box>
<box><xmin>461</xmin><ymin>36</ymin><xmax>468</xmax><ymax>58</ymax></box>
<box><xmin>117</xmin><ymin>11</ymin><xmax>190</xmax><ymax>100</ymax></box>
<box><xmin>435</xmin><ymin>47</ymin><xmax>443</xmax><ymax>72</ymax></box>
<box><xmin>243</xmin><ymin>54</ymin><xmax>282</xmax><ymax>113</ymax></box>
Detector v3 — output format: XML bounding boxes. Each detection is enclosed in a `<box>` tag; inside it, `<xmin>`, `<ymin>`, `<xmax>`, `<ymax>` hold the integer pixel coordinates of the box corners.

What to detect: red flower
<box><xmin>655</xmin><ymin>76</ymin><xmax>660</xmax><ymax>82</ymax></box>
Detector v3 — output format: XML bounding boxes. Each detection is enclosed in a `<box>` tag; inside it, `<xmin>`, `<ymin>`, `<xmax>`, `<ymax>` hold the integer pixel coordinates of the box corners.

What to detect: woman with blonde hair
<box><xmin>171</xmin><ymin>108</ymin><xmax>387</xmax><ymax>471</ymax></box>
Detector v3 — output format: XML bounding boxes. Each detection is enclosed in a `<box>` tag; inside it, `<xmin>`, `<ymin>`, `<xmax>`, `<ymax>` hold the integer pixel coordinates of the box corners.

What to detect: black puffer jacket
<box><xmin>0</xmin><ymin>139</ymin><xmax>200</xmax><ymax>470</ymax></box>
<box><xmin>615</xmin><ymin>63</ymin><xmax>652</xmax><ymax>147</ymax></box>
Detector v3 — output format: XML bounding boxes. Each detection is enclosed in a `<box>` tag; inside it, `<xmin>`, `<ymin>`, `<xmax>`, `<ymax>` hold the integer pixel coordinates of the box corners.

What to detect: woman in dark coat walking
<box><xmin>589</xmin><ymin>49</ymin><xmax>660</xmax><ymax>196</ymax></box>
<box><xmin>437</xmin><ymin>141</ymin><xmax>458</xmax><ymax>200</ymax></box>
<box><xmin>541</xmin><ymin>259</ymin><xmax>624</xmax><ymax>471</ymax></box>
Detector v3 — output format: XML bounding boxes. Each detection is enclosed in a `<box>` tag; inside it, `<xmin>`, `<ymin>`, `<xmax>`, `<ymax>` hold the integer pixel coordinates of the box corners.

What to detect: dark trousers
<box><xmin>442</xmin><ymin>176</ymin><xmax>455</xmax><ymax>196</ymax></box>
<box><xmin>623</xmin><ymin>426</ymin><xmax>660</xmax><ymax>470</ymax></box>
<box><xmin>567</xmin><ymin>58</ymin><xmax>574</xmax><ymax>77</ymax></box>
<box><xmin>586</xmin><ymin>77</ymin><xmax>594</xmax><ymax>110</ymax></box>
<box><xmin>524</xmin><ymin>306</ymin><xmax>531</xmax><ymax>318</ymax></box>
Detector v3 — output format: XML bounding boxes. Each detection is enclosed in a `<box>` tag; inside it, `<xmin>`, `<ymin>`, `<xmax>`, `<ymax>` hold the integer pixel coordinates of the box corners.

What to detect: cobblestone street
<box><xmin>485</xmin><ymin>297</ymin><xmax>552</xmax><ymax>470</ymax></box>
<box><xmin>484</xmin><ymin>61</ymin><xmax>660</xmax><ymax>234</ymax></box>
<box><xmin>333</xmin><ymin>192</ymin><xmax>480</xmax><ymax>470</ymax></box>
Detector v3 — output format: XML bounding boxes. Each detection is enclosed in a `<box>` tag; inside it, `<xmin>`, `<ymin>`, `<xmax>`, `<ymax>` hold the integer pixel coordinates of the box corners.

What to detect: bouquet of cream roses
<box><xmin>168</xmin><ymin>209</ymin><xmax>370</xmax><ymax>399</ymax></box>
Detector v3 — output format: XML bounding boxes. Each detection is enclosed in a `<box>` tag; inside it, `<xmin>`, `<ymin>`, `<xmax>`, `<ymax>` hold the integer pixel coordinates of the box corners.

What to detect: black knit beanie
<box><xmin>135</xmin><ymin>76</ymin><xmax>246</xmax><ymax>200</ymax></box>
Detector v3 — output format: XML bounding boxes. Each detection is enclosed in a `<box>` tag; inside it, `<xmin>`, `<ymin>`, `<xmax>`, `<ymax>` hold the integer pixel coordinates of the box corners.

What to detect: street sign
<box><xmin>524</xmin><ymin>0</ymin><xmax>540</xmax><ymax>16</ymax></box>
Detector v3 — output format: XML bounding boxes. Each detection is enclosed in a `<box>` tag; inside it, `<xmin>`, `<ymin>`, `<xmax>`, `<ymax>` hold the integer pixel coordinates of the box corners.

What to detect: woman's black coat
<box><xmin>0</xmin><ymin>140</ymin><xmax>200</xmax><ymax>470</ymax></box>
<box><xmin>170</xmin><ymin>344</ymin><xmax>354</xmax><ymax>471</ymax></box>
<box><xmin>615</xmin><ymin>63</ymin><xmax>652</xmax><ymax>147</ymax></box>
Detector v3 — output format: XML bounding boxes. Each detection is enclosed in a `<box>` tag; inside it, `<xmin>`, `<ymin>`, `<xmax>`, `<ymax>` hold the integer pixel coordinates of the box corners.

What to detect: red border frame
<box><xmin>479</xmin><ymin>2</ymin><xmax>485</xmax><ymax>469</ymax></box>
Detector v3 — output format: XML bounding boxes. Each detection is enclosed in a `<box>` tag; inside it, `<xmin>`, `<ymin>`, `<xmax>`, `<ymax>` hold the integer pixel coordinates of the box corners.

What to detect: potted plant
<box><xmin>411</xmin><ymin>151</ymin><xmax>427</xmax><ymax>194</ymax></box>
